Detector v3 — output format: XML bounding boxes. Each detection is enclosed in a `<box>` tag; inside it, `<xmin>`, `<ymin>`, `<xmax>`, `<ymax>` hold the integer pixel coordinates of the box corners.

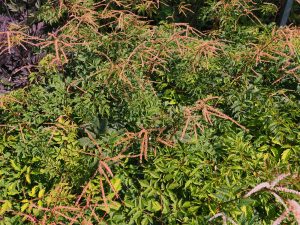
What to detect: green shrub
<box><xmin>0</xmin><ymin>0</ymin><xmax>299</xmax><ymax>224</ymax></box>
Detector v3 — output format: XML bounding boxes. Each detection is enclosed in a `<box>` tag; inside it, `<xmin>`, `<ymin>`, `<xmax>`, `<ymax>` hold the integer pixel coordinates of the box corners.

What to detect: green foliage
<box><xmin>0</xmin><ymin>0</ymin><xmax>300</xmax><ymax>224</ymax></box>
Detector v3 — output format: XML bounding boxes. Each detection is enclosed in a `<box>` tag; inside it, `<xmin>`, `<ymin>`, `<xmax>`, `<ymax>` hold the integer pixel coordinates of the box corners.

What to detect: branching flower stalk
<box><xmin>181</xmin><ymin>96</ymin><xmax>247</xmax><ymax>140</ymax></box>
<box><xmin>244</xmin><ymin>173</ymin><xmax>300</xmax><ymax>224</ymax></box>
<box><xmin>208</xmin><ymin>212</ymin><xmax>238</xmax><ymax>225</ymax></box>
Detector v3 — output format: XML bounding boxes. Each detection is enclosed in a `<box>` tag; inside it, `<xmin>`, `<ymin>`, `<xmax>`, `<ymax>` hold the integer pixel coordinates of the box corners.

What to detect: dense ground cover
<box><xmin>0</xmin><ymin>0</ymin><xmax>300</xmax><ymax>224</ymax></box>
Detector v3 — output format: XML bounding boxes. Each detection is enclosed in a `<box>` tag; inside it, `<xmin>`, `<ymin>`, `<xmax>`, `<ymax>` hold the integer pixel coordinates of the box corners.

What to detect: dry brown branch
<box><xmin>0</xmin><ymin>30</ymin><xmax>42</xmax><ymax>55</ymax></box>
<box><xmin>209</xmin><ymin>212</ymin><xmax>238</xmax><ymax>225</ymax></box>
<box><xmin>0</xmin><ymin>95</ymin><xmax>22</xmax><ymax>108</ymax></box>
<box><xmin>99</xmin><ymin>167</ymin><xmax>109</xmax><ymax>212</ymax></box>
<box><xmin>36</xmin><ymin>31</ymin><xmax>89</xmax><ymax>65</ymax></box>
<box><xmin>114</xmin><ymin>126</ymin><xmax>174</xmax><ymax>162</ymax></box>
<box><xmin>138</xmin><ymin>128</ymin><xmax>149</xmax><ymax>162</ymax></box>
<box><xmin>178</xmin><ymin>2</ymin><xmax>194</xmax><ymax>17</ymax></box>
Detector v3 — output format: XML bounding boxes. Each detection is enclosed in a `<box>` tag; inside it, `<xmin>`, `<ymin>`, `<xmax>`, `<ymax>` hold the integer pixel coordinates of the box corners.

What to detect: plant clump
<box><xmin>0</xmin><ymin>0</ymin><xmax>299</xmax><ymax>224</ymax></box>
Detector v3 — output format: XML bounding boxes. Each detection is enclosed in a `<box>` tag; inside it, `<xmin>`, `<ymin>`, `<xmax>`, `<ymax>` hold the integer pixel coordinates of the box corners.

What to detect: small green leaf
<box><xmin>151</xmin><ymin>200</ymin><xmax>162</xmax><ymax>212</ymax></box>
<box><xmin>188</xmin><ymin>206</ymin><xmax>199</xmax><ymax>213</ymax></box>
<box><xmin>21</xmin><ymin>202</ymin><xmax>29</xmax><ymax>212</ymax></box>
<box><xmin>29</xmin><ymin>186</ymin><xmax>39</xmax><ymax>197</ymax></box>
<box><xmin>184</xmin><ymin>180</ymin><xmax>193</xmax><ymax>189</ymax></box>
<box><xmin>38</xmin><ymin>189</ymin><xmax>45</xmax><ymax>198</ymax></box>
<box><xmin>78</xmin><ymin>137</ymin><xmax>95</xmax><ymax>148</ymax></box>
<box><xmin>0</xmin><ymin>200</ymin><xmax>12</xmax><ymax>215</ymax></box>
<box><xmin>38</xmin><ymin>200</ymin><xmax>43</xmax><ymax>207</ymax></box>
<box><xmin>182</xmin><ymin>201</ymin><xmax>191</xmax><ymax>208</ymax></box>
<box><xmin>141</xmin><ymin>217</ymin><xmax>149</xmax><ymax>225</ymax></box>
<box><xmin>281</xmin><ymin>149</ymin><xmax>291</xmax><ymax>162</ymax></box>
<box><xmin>25</xmin><ymin>173</ymin><xmax>31</xmax><ymax>184</ymax></box>
<box><xmin>139</xmin><ymin>180</ymin><xmax>149</xmax><ymax>187</ymax></box>
<box><xmin>270</xmin><ymin>147</ymin><xmax>279</xmax><ymax>158</ymax></box>
<box><xmin>271</xmin><ymin>138</ymin><xmax>281</xmax><ymax>146</ymax></box>
<box><xmin>148</xmin><ymin>171</ymin><xmax>160</xmax><ymax>179</ymax></box>
<box><xmin>111</xmin><ymin>177</ymin><xmax>122</xmax><ymax>192</ymax></box>
<box><xmin>124</xmin><ymin>200</ymin><xmax>134</xmax><ymax>208</ymax></box>
<box><xmin>129</xmin><ymin>211</ymin><xmax>142</xmax><ymax>224</ymax></box>
<box><xmin>10</xmin><ymin>160</ymin><xmax>21</xmax><ymax>171</ymax></box>
<box><xmin>109</xmin><ymin>201</ymin><xmax>121</xmax><ymax>210</ymax></box>
<box><xmin>258</xmin><ymin>145</ymin><xmax>269</xmax><ymax>152</ymax></box>
<box><xmin>168</xmin><ymin>182</ymin><xmax>179</xmax><ymax>190</ymax></box>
